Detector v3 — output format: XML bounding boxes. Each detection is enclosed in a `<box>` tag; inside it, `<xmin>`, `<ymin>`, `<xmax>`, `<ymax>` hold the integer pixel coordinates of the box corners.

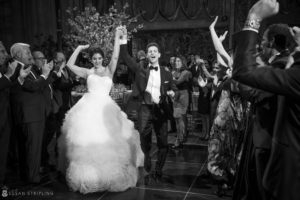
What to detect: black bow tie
<box><xmin>149</xmin><ymin>66</ymin><xmax>158</xmax><ymax>71</ymax></box>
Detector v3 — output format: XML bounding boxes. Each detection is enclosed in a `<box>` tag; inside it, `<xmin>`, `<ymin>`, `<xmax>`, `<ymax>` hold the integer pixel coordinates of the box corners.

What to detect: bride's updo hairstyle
<box><xmin>89</xmin><ymin>47</ymin><xmax>105</xmax><ymax>59</ymax></box>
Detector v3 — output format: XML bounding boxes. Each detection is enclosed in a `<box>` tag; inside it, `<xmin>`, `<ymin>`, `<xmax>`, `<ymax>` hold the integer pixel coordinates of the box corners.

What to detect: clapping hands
<box><xmin>4</xmin><ymin>60</ymin><xmax>18</xmax><ymax>78</ymax></box>
<box><xmin>198</xmin><ymin>75</ymin><xmax>207</xmax><ymax>87</ymax></box>
<box><xmin>41</xmin><ymin>60</ymin><xmax>53</xmax><ymax>78</ymax></box>
<box><xmin>19</xmin><ymin>64</ymin><xmax>32</xmax><ymax>79</ymax></box>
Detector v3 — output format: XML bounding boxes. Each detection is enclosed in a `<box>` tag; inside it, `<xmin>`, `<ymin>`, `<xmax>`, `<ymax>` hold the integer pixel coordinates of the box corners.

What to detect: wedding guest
<box><xmin>10</xmin><ymin>43</ymin><xmax>51</xmax><ymax>184</ymax></box>
<box><xmin>232</xmin><ymin>1</ymin><xmax>300</xmax><ymax>199</ymax></box>
<box><xmin>53</xmin><ymin>51</ymin><xmax>79</xmax><ymax>138</ymax></box>
<box><xmin>234</xmin><ymin>23</ymin><xmax>292</xmax><ymax>200</ymax></box>
<box><xmin>190</xmin><ymin>55</ymin><xmax>211</xmax><ymax>140</ymax></box>
<box><xmin>0</xmin><ymin>42</ymin><xmax>31</xmax><ymax>188</ymax></box>
<box><xmin>171</xmin><ymin>56</ymin><xmax>192</xmax><ymax>148</ymax></box>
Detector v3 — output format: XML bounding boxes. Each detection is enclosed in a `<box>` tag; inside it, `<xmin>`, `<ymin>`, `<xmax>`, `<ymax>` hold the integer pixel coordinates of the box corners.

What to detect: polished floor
<box><xmin>3</xmin><ymin>133</ymin><xmax>232</xmax><ymax>200</ymax></box>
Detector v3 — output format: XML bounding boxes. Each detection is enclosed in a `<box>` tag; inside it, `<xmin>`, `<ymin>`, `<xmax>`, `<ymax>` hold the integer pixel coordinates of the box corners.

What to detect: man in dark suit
<box><xmin>235</xmin><ymin>23</ymin><xmax>292</xmax><ymax>200</ymax></box>
<box><xmin>120</xmin><ymin>28</ymin><xmax>177</xmax><ymax>178</ymax></box>
<box><xmin>10</xmin><ymin>43</ymin><xmax>51</xmax><ymax>183</ymax></box>
<box><xmin>53</xmin><ymin>52</ymin><xmax>79</xmax><ymax>137</ymax></box>
<box><xmin>32</xmin><ymin>50</ymin><xmax>58</xmax><ymax>172</ymax></box>
<box><xmin>232</xmin><ymin>1</ymin><xmax>300</xmax><ymax>200</ymax></box>
<box><xmin>0</xmin><ymin>42</ymin><xmax>31</xmax><ymax>188</ymax></box>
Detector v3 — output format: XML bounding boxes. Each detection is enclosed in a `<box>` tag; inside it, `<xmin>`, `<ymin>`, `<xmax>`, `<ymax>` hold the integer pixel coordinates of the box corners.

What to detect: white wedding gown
<box><xmin>57</xmin><ymin>74</ymin><xmax>144</xmax><ymax>194</ymax></box>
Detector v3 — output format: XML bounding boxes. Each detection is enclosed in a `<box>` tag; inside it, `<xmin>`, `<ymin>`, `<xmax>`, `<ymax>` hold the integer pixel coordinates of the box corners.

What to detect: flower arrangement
<box><xmin>63</xmin><ymin>3</ymin><xmax>143</xmax><ymax>65</ymax></box>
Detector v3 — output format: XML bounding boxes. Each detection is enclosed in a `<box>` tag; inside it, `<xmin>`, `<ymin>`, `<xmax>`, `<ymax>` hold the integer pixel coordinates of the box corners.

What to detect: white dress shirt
<box><xmin>145</xmin><ymin>65</ymin><xmax>161</xmax><ymax>104</ymax></box>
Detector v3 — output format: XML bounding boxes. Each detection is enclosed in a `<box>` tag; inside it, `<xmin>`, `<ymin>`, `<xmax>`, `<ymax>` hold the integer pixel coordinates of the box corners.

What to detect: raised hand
<box><xmin>285</xmin><ymin>46</ymin><xmax>300</xmax><ymax>69</ymax></box>
<box><xmin>248</xmin><ymin>0</ymin><xmax>279</xmax><ymax>20</ymax></box>
<box><xmin>47</xmin><ymin>60</ymin><xmax>54</xmax><ymax>71</ymax></box>
<box><xmin>209</xmin><ymin>16</ymin><xmax>218</xmax><ymax>30</ymax></box>
<box><xmin>42</xmin><ymin>61</ymin><xmax>52</xmax><ymax>78</ymax></box>
<box><xmin>196</xmin><ymin>57</ymin><xmax>204</xmax><ymax>65</ymax></box>
<box><xmin>219</xmin><ymin>31</ymin><xmax>228</xmax><ymax>43</ymax></box>
<box><xmin>116</xmin><ymin>26</ymin><xmax>123</xmax><ymax>39</ymax></box>
<box><xmin>78</xmin><ymin>44</ymin><xmax>90</xmax><ymax>51</ymax></box>
<box><xmin>213</xmin><ymin>75</ymin><xmax>218</xmax><ymax>86</ymax></box>
<box><xmin>122</xmin><ymin>26</ymin><xmax>128</xmax><ymax>41</ymax></box>
<box><xmin>167</xmin><ymin>90</ymin><xmax>175</xmax><ymax>98</ymax></box>
<box><xmin>290</xmin><ymin>26</ymin><xmax>300</xmax><ymax>46</ymax></box>
<box><xmin>5</xmin><ymin>60</ymin><xmax>18</xmax><ymax>78</ymax></box>
<box><xmin>198</xmin><ymin>75</ymin><xmax>207</xmax><ymax>87</ymax></box>
<box><xmin>19</xmin><ymin>64</ymin><xmax>31</xmax><ymax>79</ymax></box>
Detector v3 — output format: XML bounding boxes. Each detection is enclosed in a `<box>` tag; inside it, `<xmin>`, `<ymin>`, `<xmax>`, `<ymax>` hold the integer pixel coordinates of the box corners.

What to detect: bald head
<box><xmin>32</xmin><ymin>51</ymin><xmax>46</xmax><ymax>69</ymax></box>
<box><xmin>55</xmin><ymin>52</ymin><xmax>66</xmax><ymax>62</ymax></box>
<box><xmin>54</xmin><ymin>52</ymin><xmax>66</xmax><ymax>68</ymax></box>
<box><xmin>10</xmin><ymin>43</ymin><xmax>33</xmax><ymax>65</ymax></box>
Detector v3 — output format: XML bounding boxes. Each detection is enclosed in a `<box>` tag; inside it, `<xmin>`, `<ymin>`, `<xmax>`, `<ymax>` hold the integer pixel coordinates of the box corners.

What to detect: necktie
<box><xmin>149</xmin><ymin>66</ymin><xmax>158</xmax><ymax>71</ymax></box>
<box><xmin>62</xmin><ymin>68</ymin><xmax>69</xmax><ymax>79</ymax></box>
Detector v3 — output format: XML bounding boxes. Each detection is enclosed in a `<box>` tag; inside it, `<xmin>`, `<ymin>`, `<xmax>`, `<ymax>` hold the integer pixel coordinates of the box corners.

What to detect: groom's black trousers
<box><xmin>137</xmin><ymin>104</ymin><xmax>169</xmax><ymax>173</ymax></box>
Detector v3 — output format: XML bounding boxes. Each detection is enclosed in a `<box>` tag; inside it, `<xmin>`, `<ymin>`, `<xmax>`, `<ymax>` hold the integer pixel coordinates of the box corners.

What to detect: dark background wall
<box><xmin>0</xmin><ymin>0</ymin><xmax>300</xmax><ymax>60</ymax></box>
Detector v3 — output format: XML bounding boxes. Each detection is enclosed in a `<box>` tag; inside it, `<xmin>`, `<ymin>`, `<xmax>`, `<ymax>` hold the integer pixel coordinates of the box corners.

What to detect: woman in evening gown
<box><xmin>57</xmin><ymin>26</ymin><xmax>144</xmax><ymax>194</ymax></box>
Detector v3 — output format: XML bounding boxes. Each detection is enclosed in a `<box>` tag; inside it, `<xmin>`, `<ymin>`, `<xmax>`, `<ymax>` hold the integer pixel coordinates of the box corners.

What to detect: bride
<box><xmin>57</xmin><ymin>26</ymin><xmax>144</xmax><ymax>194</ymax></box>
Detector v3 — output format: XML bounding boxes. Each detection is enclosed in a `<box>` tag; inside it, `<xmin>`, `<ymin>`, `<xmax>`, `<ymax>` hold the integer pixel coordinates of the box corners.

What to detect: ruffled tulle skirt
<box><xmin>57</xmin><ymin>92</ymin><xmax>144</xmax><ymax>194</ymax></box>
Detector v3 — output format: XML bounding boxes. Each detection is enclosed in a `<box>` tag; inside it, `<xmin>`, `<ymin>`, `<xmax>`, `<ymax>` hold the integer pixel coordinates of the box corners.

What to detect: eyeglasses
<box><xmin>34</xmin><ymin>57</ymin><xmax>46</xmax><ymax>60</ymax></box>
<box><xmin>54</xmin><ymin>60</ymin><xmax>64</xmax><ymax>65</ymax></box>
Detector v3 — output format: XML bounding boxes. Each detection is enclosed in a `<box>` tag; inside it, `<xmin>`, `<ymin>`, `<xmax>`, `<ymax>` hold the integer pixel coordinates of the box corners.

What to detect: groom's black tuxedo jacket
<box><xmin>232</xmin><ymin>30</ymin><xmax>300</xmax><ymax>200</ymax></box>
<box><xmin>120</xmin><ymin>44</ymin><xmax>177</xmax><ymax>103</ymax></box>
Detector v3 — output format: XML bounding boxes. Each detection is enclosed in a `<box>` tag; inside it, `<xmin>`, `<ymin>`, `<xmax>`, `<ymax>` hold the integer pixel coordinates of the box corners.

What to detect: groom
<box><xmin>120</xmin><ymin>28</ymin><xmax>176</xmax><ymax>178</ymax></box>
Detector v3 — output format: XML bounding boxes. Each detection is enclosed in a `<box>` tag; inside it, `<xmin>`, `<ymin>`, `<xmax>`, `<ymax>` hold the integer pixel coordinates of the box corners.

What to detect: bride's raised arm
<box><xmin>66</xmin><ymin>44</ymin><xmax>90</xmax><ymax>79</ymax></box>
<box><xmin>108</xmin><ymin>26</ymin><xmax>122</xmax><ymax>77</ymax></box>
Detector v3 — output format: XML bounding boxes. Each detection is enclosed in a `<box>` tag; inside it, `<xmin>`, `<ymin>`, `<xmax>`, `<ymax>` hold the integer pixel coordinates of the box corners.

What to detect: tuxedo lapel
<box><xmin>145</xmin><ymin>67</ymin><xmax>150</xmax><ymax>81</ymax></box>
<box><xmin>31</xmin><ymin>65</ymin><xmax>41</xmax><ymax>79</ymax></box>
<box><xmin>159</xmin><ymin>66</ymin><xmax>165</xmax><ymax>83</ymax></box>
<box><xmin>160</xmin><ymin>67</ymin><xmax>164</xmax><ymax>95</ymax></box>
<box><xmin>62</xmin><ymin>68</ymin><xmax>69</xmax><ymax>80</ymax></box>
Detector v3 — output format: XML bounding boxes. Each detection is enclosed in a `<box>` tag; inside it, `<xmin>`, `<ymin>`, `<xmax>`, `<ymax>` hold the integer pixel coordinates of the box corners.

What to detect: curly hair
<box><xmin>146</xmin><ymin>42</ymin><xmax>160</xmax><ymax>53</ymax></box>
<box><xmin>89</xmin><ymin>47</ymin><xmax>105</xmax><ymax>59</ymax></box>
<box><xmin>267</xmin><ymin>23</ymin><xmax>296</xmax><ymax>51</ymax></box>
<box><xmin>175</xmin><ymin>55</ymin><xmax>187</xmax><ymax>69</ymax></box>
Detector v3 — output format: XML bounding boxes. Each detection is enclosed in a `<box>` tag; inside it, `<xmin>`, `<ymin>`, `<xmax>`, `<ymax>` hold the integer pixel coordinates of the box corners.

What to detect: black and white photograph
<box><xmin>0</xmin><ymin>0</ymin><xmax>300</xmax><ymax>199</ymax></box>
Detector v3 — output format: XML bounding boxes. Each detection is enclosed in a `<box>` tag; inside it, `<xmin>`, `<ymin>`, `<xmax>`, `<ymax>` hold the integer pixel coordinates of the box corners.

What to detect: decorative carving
<box><xmin>120</xmin><ymin>0</ymin><xmax>230</xmax><ymax>23</ymax></box>
<box><xmin>133</xmin><ymin>28</ymin><xmax>228</xmax><ymax>62</ymax></box>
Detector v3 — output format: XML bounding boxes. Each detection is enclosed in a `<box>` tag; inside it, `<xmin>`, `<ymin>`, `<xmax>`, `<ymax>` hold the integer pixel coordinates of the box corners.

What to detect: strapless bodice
<box><xmin>87</xmin><ymin>74</ymin><xmax>112</xmax><ymax>94</ymax></box>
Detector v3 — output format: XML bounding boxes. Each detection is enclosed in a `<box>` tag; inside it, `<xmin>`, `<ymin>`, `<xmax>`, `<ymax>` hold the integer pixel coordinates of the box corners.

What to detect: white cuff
<box><xmin>4</xmin><ymin>74</ymin><xmax>11</xmax><ymax>81</ymax></box>
<box><xmin>40</xmin><ymin>75</ymin><xmax>47</xmax><ymax>79</ymax></box>
<box><xmin>242</xmin><ymin>28</ymin><xmax>259</xmax><ymax>33</ymax></box>
<box><xmin>120</xmin><ymin>39</ymin><xmax>128</xmax><ymax>45</ymax></box>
